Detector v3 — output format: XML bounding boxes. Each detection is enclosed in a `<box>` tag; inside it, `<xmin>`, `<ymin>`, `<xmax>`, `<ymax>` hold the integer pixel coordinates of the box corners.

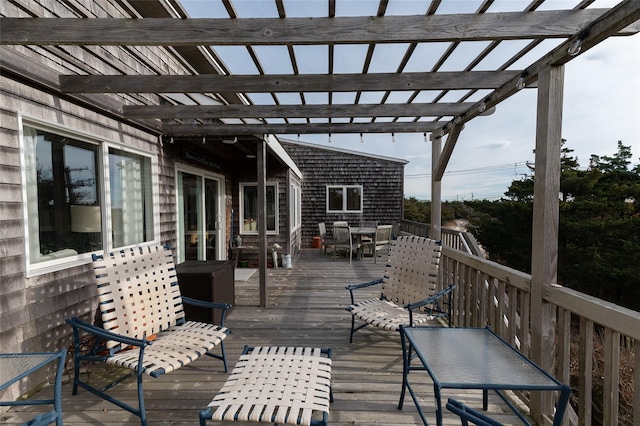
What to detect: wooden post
<box><xmin>257</xmin><ymin>137</ymin><xmax>267</xmax><ymax>307</ymax></box>
<box><xmin>530</xmin><ymin>65</ymin><xmax>563</xmax><ymax>423</ymax></box>
<box><xmin>430</xmin><ymin>132</ymin><xmax>442</xmax><ymax>241</ymax></box>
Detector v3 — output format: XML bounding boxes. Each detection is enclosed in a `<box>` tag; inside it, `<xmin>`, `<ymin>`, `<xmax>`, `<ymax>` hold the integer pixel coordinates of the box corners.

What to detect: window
<box><xmin>109</xmin><ymin>148</ymin><xmax>154</xmax><ymax>248</ymax></box>
<box><xmin>240</xmin><ymin>183</ymin><xmax>277</xmax><ymax>234</ymax></box>
<box><xmin>24</xmin><ymin>126</ymin><xmax>101</xmax><ymax>264</ymax></box>
<box><xmin>22</xmin><ymin>123</ymin><xmax>157</xmax><ymax>271</ymax></box>
<box><xmin>290</xmin><ymin>184</ymin><xmax>301</xmax><ymax>230</ymax></box>
<box><xmin>327</xmin><ymin>185</ymin><xmax>363</xmax><ymax>213</ymax></box>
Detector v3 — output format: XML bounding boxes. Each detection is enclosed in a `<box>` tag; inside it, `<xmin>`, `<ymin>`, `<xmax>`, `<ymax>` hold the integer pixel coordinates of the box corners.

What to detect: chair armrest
<box><xmin>346</xmin><ymin>278</ymin><xmax>384</xmax><ymax>305</ymax></box>
<box><xmin>446</xmin><ymin>398</ymin><xmax>503</xmax><ymax>426</ymax></box>
<box><xmin>181</xmin><ymin>297</ymin><xmax>232</xmax><ymax>327</ymax></box>
<box><xmin>181</xmin><ymin>296</ymin><xmax>231</xmax><ymax>311</ymax></box>
<box><xmin>66</xmin><ymin>316</ymin><xmax>152</xmax><ymax>349</ymax></box>
<box><xmin>406</xmin><ymin>285</ymin><xmax>455</xmax><ymax>311</ymax></box>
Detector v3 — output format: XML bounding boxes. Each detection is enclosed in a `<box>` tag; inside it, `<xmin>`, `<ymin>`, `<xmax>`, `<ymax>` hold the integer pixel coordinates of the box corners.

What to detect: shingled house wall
<box><xmin>280</xmin><ymin>140</ymin><xmax>407</xmax><ymax>245</ymax></box>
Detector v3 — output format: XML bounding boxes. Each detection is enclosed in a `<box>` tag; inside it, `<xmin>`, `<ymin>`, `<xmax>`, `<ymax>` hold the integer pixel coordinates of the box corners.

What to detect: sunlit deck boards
<box><xmin>3</xmin><ymin>248</ymin><xmax>531</xmax><ymax>425</ymax></box>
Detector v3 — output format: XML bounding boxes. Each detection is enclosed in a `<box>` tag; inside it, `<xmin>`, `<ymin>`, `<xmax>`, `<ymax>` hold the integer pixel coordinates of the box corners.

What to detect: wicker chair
<box><xmin>346</xmin><ymin>236</ymin><xmax>454</xmax><ymax>342</ymax></box>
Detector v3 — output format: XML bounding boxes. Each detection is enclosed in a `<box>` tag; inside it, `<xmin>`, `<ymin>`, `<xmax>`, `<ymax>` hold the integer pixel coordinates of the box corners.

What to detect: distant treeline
<box><xmin>404</xmin><ymin>141</ymin><xmax>640</xmax><ymax>312</ymax></box>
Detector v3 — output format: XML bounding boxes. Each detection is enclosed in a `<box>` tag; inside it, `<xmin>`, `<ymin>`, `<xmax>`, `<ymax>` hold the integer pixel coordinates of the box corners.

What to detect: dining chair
<box><xmin>359</xmin><ymin>220</ymin><xmax>378</xmax><ymax>228</ymax></box>
<box><xmin>362</xmin><ymin>224</ymin><xmax>392</xmax><ymax>262</ymax></box>
<box><xmin>332</xmin><ymin>224</ymin><xmax>357</xmax><ymax>264</ymax></box>
<box><xmin>318</xmin><ymin>222</ymin><xmax>332</xmax><ymax>253</ymax></box>
<box><xmin>391</xmin><ymin>222</ymin><xmax>400</xmax><ymax>240</ymax></box>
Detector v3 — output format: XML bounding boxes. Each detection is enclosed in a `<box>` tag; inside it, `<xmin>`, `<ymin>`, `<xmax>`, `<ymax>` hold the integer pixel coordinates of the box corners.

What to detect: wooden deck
<box><xmin>3</xmin><ymin>248</ymin><xmax>530</xmax><ymax>425</ymax></box>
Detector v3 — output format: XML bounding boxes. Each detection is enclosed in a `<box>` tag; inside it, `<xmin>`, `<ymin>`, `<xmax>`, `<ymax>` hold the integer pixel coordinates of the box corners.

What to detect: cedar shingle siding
<box><xmin>280</xmin><ymin>140</ymin><xmax>406</xmax><ymax>245</ymax></box>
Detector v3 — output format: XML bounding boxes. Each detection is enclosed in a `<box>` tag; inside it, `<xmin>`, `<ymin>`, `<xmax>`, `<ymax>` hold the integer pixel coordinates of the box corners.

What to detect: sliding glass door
<box><xmin>176</xmin><ymin>167</ymin><xmax>224</xmax><ymax>263</ymax></box>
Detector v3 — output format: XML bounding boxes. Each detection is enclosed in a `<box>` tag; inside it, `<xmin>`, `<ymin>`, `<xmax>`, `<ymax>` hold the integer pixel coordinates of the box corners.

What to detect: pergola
<box><xmin>2</xmin><ymin>1</ymin><xmax>639</xmax><ymax>421</ymax></box>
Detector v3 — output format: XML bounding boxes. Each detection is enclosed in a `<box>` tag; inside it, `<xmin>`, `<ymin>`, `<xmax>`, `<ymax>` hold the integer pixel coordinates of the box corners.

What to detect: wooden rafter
<box><xmin>59</xmin><ymin>71</ymin><xmax>522</xmax><ymax>93</ymax></box>
<box><xmin>162</xmin><ymin>121</ymin><xmax>446</xmax><ymax>135</ymax></box>
<box><xmin>3</xmin><ymin>10</ymin><xmax>634</xmax><ymax>46</ymax></box>
<box><xmin>123</xmin><ymin>102</ymin><xmax>484</xmax><ymax>119</ymax></box>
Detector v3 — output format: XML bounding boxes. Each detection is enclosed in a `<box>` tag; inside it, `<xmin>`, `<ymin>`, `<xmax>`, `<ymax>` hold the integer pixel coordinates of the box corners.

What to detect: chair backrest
<box><xmin>318</xmin><ymin>222</ymin><xmax>326</xmax><ymax>238</ymax></box>
<box><xmin>360</xmin><ymin>220</ymin><xmax>378</xmax><ymax>228</ymax></box>
<box><xmin>382</xmin><ymin>236</ymin><xmax>442</xmax><ymax>305</ymax></box>
<box><xmin>391</xmin><ymin>222</ymin><xmax>400</xmax><ymax>239</ymax></box>
<box><xmin>374</xmin><ymin>224</ymin><xmax>393</xmax><ymax>245</ymax></box>
<box><xmin>333</xmin><ymin>225</ymin><xmax>352</xmax><ymax>245</ymax></box>
<box><xmin>93</xmin><ymin>244</ymin><xmax>184</xmax><ymax>350</ymax></box>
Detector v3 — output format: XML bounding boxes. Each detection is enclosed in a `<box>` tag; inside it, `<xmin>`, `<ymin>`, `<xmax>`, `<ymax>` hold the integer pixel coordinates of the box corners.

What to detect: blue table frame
<box><xmin>0</xmin><ymin>350</ymin><xmax>66</xmax><ymax>426</ymax></box>
<box><xmin>398</xmin><ymin>326</ymin><xmax>570</xmax><ymax>426</ymax></box>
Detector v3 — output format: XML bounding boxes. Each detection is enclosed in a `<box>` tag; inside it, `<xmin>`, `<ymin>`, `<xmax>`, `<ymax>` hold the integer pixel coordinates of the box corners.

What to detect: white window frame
<box><xmin>290</xmin><ymin>184</ymin><xmax>302</xmax><ymax>230</ymax></box>
<box><xmin>240</xmin><ymin>182</ymin><xmax>278</xmax><ymax>235</ymax></box>
<box><xmin>105</xmin><ymin>142</ymin><xmax>160</xmax><ymax>251</ymax></box>
<box><xmin>19</xmin><ymin>115</ymin><xmax>160</xmax><ymax>277</ymax></box>
<box><xmin>326</xmin><ymin>185</ymin><xmax>363</xmax><ymax>213</ymax></box>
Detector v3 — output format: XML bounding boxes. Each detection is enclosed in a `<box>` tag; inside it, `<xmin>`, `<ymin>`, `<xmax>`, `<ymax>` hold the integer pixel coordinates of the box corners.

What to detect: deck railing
<box><xmin>439</xmin><ymin>245</ymin><xmax>640</xmax><ymax>426</ymax></box>
<box><xmin>400</xmin><ymin>218</ymin><xmax>639</xmax><ymax>424</ymax></box>
<box><xmin>399</xmin><ymin>219</ymin><xmax>483</xmax><ymax>256</ymax></box>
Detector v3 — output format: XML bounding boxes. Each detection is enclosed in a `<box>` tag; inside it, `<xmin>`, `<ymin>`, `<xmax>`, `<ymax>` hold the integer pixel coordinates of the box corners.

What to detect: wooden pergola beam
<box><xmin>162</xmin><ymin>121</ymin><xmax>446</xmax><ymax>135</ymax></box>
<box><xmin>434</xmin><ymin>124</ymin><xmax>463</xmax><ymax>181</ymax></box>
<box><xmin>1</xmin><ymin>10</ymin><xmax>631</xmax><ymax>46</ymax></box>
<box><xmin>60</xmin><ymin>71</ymin><xmax>521</xmax><ymax>93</ymax></box>
<box><xmin>123</xmin><ymin>102</ymin><xmax>485</xmax><ymax>119</ymax></box>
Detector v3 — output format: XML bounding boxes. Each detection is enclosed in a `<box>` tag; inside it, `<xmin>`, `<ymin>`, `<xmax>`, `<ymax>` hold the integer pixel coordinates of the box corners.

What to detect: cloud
<box><xmin>475</xmin><ymin>140</ymin><xmax>511</xmax><ymax>151</ymax></box>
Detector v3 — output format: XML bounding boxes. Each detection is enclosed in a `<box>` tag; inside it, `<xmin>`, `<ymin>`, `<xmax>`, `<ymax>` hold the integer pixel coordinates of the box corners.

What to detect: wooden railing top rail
<box><xmin>545</xmin><ymin>284</ymin><xmax>640</xmax><ymax>341</ymax></box>
<box><xmin>399</xmin><ymin>219</ymin><xmax>484</xmax><ymax>257</ymax></box>
<box><xmin>442</xmin><ymin>246</ymin><xmax>531</xmax><ymax>292</ymax></box>
<box><xmin>442</xmin><ymin>245</ymin><xmax>640</xmax><ymax>338</ymax></box>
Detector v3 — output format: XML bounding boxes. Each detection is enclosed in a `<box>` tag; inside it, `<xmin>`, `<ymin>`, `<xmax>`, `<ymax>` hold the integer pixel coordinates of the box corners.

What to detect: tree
<box><xmin>466</xmin><ymin>141</ymin><xmax>640</xmax><ymax>311</ymax></box>
<box><xmin>404</xmin><ymin>197</ymin><xmax>430</xmax><ymax>223</ymax></box>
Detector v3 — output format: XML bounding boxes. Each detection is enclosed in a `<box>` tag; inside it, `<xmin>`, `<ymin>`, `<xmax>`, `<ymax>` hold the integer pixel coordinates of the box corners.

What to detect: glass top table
<box><xmin>398</xmin><ymin>326</ymin><xmax>570</xmax><ymax>426</ymax></box>
<box><xmin>1</xmin><ymin>351</ymin><xmax>66</xmax><ymax>426</ymax></box>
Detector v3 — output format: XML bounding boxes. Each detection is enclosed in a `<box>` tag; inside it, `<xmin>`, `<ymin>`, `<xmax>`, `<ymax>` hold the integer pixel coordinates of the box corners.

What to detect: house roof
<box><xmin>1</xmin><ymin>0</ymin><xmax>638</xmax><ymax>143</ymax></box>
<box><xmin>280</xmin><ymin>138</ymin><xmax>409</xmax><ymax>165</ymax></box>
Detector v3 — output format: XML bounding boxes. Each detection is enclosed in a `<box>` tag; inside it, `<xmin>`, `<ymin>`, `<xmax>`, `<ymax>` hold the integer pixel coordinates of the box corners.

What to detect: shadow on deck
<box><xmin>3</xmin><ymin>248</ymin><xmax>530</xmax><ymax>425</ymax></box>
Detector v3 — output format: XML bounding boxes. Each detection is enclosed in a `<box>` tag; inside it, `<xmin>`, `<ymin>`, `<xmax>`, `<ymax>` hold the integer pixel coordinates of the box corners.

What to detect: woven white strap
<box><xmin>106</xmin><ymin>321</ymin><xmax>227</xmax><ymax>376</ymax></box>
<box><xmin>350</xmin><ymin>298</ymin><xmax>435</xmax><ymax>331</ymax></box>
<box><xmin>208</xmin><ymin>346</ymin><xmax>331</xmax><ymax>425</ymax></box>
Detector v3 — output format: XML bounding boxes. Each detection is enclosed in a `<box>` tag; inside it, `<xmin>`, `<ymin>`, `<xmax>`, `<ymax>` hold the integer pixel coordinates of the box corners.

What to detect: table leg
<box><xmin>433</xmin><ymin>384</ymin><xmax>444</xmax><ymax>426</ymax></box>
<box><xmin>398</xmin><ymin>329</ymin><xmax>409</xmax><ymax>409</ymax></box>
<box><xmin>553</xmin><ymin>384</ymin><xmax>572</xmax><ymax>426</ymax></box>
<box><xmin>231</xmin><ymin>247</ymin><xmax>242</xmax><ymax>268</ymax></box>
<box><xmin>398</xmin><ymin>329</ymin><xmax>431</xmax><ymax>425</ymax></box>
<box><xmin>483</xmin><ymin>388</ymin><xmax>488</xmax><ymax>410</ymax></box>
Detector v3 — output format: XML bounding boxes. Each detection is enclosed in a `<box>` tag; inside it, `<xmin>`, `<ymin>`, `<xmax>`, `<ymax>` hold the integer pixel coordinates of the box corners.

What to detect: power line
<box><xmin>404</xmin><ymin>161</ymin><xmax>529</xmax><ymax>179</ymax></box>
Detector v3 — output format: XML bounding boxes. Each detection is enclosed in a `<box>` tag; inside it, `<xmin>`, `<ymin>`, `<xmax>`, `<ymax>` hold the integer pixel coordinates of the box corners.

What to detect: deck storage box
<box><xmin>176</xmin><ymin>260</ymin><xmax>235</xmax><ymax>324</ymax></box>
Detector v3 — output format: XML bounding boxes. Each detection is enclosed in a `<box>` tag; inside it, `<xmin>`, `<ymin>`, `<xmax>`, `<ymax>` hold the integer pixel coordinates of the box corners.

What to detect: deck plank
<box><xmin>2</xmin><ymin>248</ymin><xmax>531</xmax><ymax>425</ymax></box>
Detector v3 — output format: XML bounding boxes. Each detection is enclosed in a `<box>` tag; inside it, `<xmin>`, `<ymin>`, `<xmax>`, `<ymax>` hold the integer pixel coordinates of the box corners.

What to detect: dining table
<box><xmin>349</xmin><ymin>226</ymin><xmax>376</xmax><ymax>260</ymax></box>
<box><xmin>398</xmin><ymin>325</ymin><xmax>571</xmax><ymax>426</ymax></box>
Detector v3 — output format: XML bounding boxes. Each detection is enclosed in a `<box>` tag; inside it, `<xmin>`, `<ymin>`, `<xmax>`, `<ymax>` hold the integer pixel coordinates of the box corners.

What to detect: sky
<box><xmin>182</xmin><ymin>0</ymin><xmax>640</xmax><ymax>201</ymax></box>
